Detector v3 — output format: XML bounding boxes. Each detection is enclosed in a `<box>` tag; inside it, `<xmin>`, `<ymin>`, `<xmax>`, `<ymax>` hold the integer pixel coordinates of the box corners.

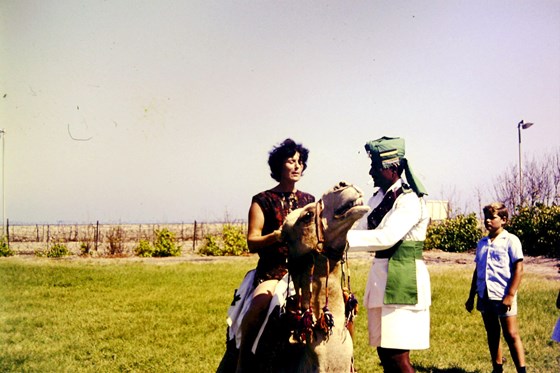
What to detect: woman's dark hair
<box><xmin>268</xmin><ymin>138</ymin><xmax>309</xmax><ymax>182</ymax></box>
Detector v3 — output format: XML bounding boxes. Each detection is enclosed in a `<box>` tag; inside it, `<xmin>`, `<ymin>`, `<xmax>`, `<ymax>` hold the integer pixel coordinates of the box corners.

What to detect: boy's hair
<box><xmin>483</xmin><ymin>202</ymin><xmax>509</xmax><ymax>220</ymax></box>
<box><xmin>268</xmin><ymin>138</ymin><xmax>309</xmax><ymax>182</ymax></box>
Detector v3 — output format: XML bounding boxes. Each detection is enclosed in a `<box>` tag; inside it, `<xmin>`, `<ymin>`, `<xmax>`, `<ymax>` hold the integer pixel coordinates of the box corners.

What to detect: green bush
<box><xmin>0</xmin><ymin>238</ymin><xmax>13</xmax><ymax>257</ymax></box>
<box><xmin>199</xmin><ymin>224</ymin><xmax>248</xmax><ymax>256</ymax></box>
<box><xmin>199</xmin><ymin>235</ymin><xmax>220</xmax><ymax>256</ymax></box>
<box><xmin>153</xmin><ymin>228</ymin><xmax>181</xmax><ymax>257</ymax></box>
<box><xmin>508</xmin><ymin>204</ymin><xmax>560</xmax><ymax>258</ymax></box>
<box><xmin>134</xmin><ymin>239</ymin><xmax>154</xmax><ymax>257</ymax></box>
<box><xmin>45</xmin><ymin>243</ymin><xmax>70</xmax><ymax>258</ymax></box>
<box><xmin>134</xmin><ymin>229</ymin><xmax>180</xmax><ymax>257</ymax></box>
<box><xmin>425</xmin><ymin>213</ymin><xmax>483</xmax><ymax>253</ymax></box>
<box><xmin>79</xmin><ymin>241</ymin><xmax>92</xmax><ymax>256</ymax></box>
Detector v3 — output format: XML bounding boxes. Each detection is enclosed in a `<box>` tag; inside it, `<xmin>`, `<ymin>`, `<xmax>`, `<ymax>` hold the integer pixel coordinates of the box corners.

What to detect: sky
<box><xmin>1</xmin><ymin>0</ymin><xmax>559</xmax><ymax>224</ymax></box>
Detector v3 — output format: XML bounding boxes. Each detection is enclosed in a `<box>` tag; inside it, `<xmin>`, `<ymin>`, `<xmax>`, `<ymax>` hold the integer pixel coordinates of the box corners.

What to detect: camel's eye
<box><xmin>299</xmin><ymin>210</ymin><xmax>314</xmax><ymax>224</ymax></box>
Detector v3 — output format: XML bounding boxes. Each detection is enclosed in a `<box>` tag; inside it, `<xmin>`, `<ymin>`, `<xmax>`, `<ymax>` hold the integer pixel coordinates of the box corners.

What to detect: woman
<box><xmin>236</xmin><ymin>138</ymin><xmax>315</xmax><ymax>373</ymax></box>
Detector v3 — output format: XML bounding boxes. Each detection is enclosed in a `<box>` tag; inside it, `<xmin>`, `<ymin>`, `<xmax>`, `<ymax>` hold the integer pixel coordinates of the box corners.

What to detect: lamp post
<box><xmin>0</xmin><ymin>129</ymin><xmax>4</xmax><ymax>236</ymax></box>
<box><xmin>517</xmin><ymin>120</ymin><xmax>534</xmax><ymax>207</ymax></box>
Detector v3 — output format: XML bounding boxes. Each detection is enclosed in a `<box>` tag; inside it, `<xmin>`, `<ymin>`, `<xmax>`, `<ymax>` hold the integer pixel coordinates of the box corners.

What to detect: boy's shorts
<box><xmin>477</xmin><ymin>294</ymin><xmax>517</xmax><ymax>317</ymax></box>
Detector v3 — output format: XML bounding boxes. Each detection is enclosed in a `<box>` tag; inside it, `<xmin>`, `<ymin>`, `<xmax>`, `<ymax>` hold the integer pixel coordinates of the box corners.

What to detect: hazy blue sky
<box><xmin>1</xmin><ymin>0</ymin><xmax>559</xmax><ymax>224</ymax></box>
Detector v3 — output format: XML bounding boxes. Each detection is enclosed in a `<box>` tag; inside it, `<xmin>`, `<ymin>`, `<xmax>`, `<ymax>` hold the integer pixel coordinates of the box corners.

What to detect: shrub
<box><xmin>134</xmin><ymin>229</ymin><xmax>180</xmax><ymax>257</ymax></box>
<box><xmin>199</xmin><ymin>224</ymin><xmax>248</xmax><ymax>256</ymax></box>
<box><xmin>199</xmin><ymin>235</ymin><xmax>221</xmax><ymax>256</ymax></box>
<box><xmin>425</xmin><ymin>213</ymin><xmax>483</xmax><ymax>253</ymax></box>
<box><xmin>106</xmin><ymin>226</ymin><xmax>126</xmax><ymax>256</ymax></box>
<box><xmin>45</xmin><ymin>243</ymin><xmax>70</xmax><ymax>258</ymax></box>
<box><xmin>508</xmin><ymin>204</ymin><xmax>560</xmax><ymax>258</ymax></box>
<box><xmin>135</xmin><ymin>239</ymin><xmax>154</xmax><ymax>257</ymax></box>
<box><xmin>221</xmin><ymin>224</ymin><xmax>249</xmax><ymax>255</ymax></box>
<box><xmin>153</xmin><ymin>228</ymin><xmax>181</xmax><ymax>257</ymax></box>
<box><xmin>0</xmin><ymin>238</ymin><xmax>13</xmax><ymax>257</ymax></box>
<box><xmin>80</xmin><ymin>241</ymin><xmax>92</xmax><ymax>256</ymax></box>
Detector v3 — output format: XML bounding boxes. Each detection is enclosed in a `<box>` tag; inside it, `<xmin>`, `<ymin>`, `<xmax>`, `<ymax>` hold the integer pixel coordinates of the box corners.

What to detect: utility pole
<box><xmin>0</xmin><ymin>129</ymin><xmax>5</xmax><ymax>236</ymax></box>
<box><xmin>517</xmin><ymin>120</ymin><xmax>534</xmax><ymax>207</ymax></box>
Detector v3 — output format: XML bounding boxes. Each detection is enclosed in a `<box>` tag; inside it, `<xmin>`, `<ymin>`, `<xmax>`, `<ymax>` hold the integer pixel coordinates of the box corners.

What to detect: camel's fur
<box><xmin>280</xmin><ymin>181</ymin><xmax>369</xmax><ymax>372</ymax></box>
<box><xmin>217</xmin><ymin>181</ymin><xmax>369</xmax><ymax>373</ymax></box>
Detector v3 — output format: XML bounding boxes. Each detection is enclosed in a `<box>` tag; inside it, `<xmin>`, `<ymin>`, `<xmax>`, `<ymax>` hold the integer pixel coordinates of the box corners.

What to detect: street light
<box><xmin>517</xmin><ymin>120</ymin><xmax>534</xmax><ymax>207</ymax></box>
<box><xmin>0</xmin><ymin>129</ymin><xmax>4</xmax><ymax>237</ymax></box>
<box><xmin>0</xmin><ymin>129</ymin><xmax>4</xmax><ymax>236</ymax></box>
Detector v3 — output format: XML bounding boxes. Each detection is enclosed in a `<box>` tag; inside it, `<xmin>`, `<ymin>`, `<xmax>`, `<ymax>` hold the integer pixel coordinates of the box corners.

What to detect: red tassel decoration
<box><xmin>319</xmin><ymin>305</ymin><xmax>335</xmax><ymax>336</ymax></box>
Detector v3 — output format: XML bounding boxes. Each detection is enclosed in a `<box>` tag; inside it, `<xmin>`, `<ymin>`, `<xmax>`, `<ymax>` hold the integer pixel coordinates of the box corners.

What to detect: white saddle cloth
<box><xmin>226</xmin><ymin>270</ymin><xmax>295</xmax><ymax>353</ymax></box>
<box><xmin>226</xmin><ymin>270</ymin><xmax>256</xmax><ymax>348</ymax></box>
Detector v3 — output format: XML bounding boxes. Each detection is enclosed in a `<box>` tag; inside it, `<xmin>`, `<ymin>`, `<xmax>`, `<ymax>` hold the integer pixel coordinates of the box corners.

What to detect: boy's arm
<box><xmin>465</xmin><ymin>268</ymin><xmax>477</xmax><ymax>312</ymax></box>
<box><xmin>502</xmin><ymin>259</ymin><xmax>524</xmax><ymax>309</ymax></box>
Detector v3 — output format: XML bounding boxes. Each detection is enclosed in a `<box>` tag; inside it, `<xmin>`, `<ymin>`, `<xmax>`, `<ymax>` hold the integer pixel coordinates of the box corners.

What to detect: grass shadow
<box><xmin>414</xmin><ymin>365</ymin><xmax>481</xmax><ymax>373</ymax></box>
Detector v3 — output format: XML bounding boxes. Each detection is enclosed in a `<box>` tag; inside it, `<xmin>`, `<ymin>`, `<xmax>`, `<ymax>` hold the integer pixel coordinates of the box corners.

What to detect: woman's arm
<box><xmin>246</xmin><ymin>201</ymin><xmax>280</xmax><ymax>253</ymax></box>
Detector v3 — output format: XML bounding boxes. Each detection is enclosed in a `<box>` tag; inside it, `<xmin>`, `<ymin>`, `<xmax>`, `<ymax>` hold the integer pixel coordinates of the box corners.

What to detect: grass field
<box><xmin>0</xmin><ymin>256</ymin><xmax>558</xmax><ymax>372</ymax></box>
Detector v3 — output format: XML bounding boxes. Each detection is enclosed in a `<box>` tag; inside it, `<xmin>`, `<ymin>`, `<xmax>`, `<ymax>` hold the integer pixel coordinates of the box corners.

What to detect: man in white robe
<box><xmin>347</xmin><ymin>136</ymin><xmax>431</xmax><ymax>372</ymax></box>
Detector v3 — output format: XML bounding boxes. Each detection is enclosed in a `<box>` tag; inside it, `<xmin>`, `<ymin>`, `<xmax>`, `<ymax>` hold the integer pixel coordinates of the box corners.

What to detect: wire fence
<box><xmin>4</xmin><ymin>220</ymin><xmax>247</xmax><ymax>256</ymax></box>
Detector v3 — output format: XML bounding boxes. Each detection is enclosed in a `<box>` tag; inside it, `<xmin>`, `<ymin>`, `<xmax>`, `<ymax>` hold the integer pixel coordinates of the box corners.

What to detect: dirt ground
<box><xmin>421</xmin><ymin>249</ymin><xmax>560</xmax><ymax>280</ymax></box>
<box><xmin>7</xmin><ymin>244</ymin><xmax>559</xmax><ymax>281</ymax></box>
<box><xmin>184</xmin><ymin>249</ymin><xmax>559</xmax><ymax>280</ymax></box>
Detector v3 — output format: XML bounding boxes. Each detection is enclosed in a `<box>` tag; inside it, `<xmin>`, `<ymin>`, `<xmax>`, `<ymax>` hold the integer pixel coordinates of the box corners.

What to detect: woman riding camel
<box><xmin>236</xmin><ymin>138</ymin><xmax>315</xmax><ymax>373</ymax></box>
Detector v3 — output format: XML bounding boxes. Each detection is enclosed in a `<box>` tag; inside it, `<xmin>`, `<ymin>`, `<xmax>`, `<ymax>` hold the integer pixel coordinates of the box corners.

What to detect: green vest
<box><xmin>384</xmin><ymin>240</ymin><xmax>424</xmax><ymax>305</ymax></box>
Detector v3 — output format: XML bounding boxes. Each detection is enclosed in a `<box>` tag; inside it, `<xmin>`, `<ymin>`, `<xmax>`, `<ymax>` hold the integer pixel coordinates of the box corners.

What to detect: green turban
<box><xmin>364</xmin><ymin>136</ymin><xmax>428</xmax><ymax>196</ymax></box>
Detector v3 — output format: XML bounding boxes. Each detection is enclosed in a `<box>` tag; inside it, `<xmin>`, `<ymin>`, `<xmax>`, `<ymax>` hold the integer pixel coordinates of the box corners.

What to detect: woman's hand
<box><xmin>273</xmin><ymin>228</ymin><xmax>283</xmax><ymax>243</ymax></box>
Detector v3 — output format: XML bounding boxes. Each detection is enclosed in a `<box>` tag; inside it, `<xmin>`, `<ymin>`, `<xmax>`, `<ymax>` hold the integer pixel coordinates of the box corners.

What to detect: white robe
<box><xmin>347</xmin><ymin>179</ymin><xmax>431</xmax><ymax>350</ymax></box>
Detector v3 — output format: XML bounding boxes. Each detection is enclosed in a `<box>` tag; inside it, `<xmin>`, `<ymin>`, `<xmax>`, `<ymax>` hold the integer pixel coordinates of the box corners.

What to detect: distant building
<box><xmin>426</xmin><ymin>200</ymin><xmax>449</xmax><ymax>221</ymax></box>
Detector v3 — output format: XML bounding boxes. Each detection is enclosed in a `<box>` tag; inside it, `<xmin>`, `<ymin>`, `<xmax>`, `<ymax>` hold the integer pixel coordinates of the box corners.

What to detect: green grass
<box><xmin>0</xmin><ymin>258</ymin><xmax>558</xmax><ymax>372</ymax></box>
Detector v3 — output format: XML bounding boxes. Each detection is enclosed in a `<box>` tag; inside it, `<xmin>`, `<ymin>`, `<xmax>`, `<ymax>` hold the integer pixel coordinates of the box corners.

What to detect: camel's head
<box><xmin>282</xmin><ymin>181</ymin><xmax>370</xmax><ymax>260</ymax></box>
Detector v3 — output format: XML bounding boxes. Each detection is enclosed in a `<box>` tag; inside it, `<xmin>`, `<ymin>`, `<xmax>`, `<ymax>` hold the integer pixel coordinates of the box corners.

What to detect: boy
<box><xmin>465</xmin><ymin>202</ymin><xmax>526</xmax><ymax>373</ymax></box>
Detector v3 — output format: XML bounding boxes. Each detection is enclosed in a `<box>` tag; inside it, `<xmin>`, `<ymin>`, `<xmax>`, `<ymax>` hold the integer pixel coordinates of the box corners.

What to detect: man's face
<box><xmin>368</xmin><ymin>165</ymin><xmax>394</xmax><ymax>191</ymax></box>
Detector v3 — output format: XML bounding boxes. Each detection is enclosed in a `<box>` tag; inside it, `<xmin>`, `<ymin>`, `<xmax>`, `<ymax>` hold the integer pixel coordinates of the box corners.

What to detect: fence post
<box><xmin>95</xmin><ymin>220</ymin><xmax>99</xmax><ymax>251</ymax></box>
<box><xmin>6</xmin><ymin>218</ymin><xmax>9</xmax><ymax>248</ymax></box>
<box><xmin>193</xmin><ymin>221</ymin><xmax>197</xmax><ymax>252</ymax></box>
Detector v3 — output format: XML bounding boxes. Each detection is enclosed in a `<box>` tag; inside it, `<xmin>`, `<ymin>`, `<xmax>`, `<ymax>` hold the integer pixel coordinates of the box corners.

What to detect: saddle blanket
<box><xmin>226</xmin><ymin>270</ymin><xmax>295</xmax><ymax>353</ymax></box>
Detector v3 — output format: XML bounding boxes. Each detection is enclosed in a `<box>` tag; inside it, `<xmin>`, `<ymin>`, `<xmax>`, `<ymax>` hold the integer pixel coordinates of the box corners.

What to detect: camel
<box><xmin>217</xmin><ymin>181</ymin><xmax>370</xmax><ymax>373</ymax></box>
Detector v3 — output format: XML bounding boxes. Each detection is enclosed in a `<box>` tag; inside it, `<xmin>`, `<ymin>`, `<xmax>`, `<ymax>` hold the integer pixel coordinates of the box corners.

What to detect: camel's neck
<box><xmin>290</xmin><ymin>254</ymin><xmax>345</xmax><ymax>319</ymax></box>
